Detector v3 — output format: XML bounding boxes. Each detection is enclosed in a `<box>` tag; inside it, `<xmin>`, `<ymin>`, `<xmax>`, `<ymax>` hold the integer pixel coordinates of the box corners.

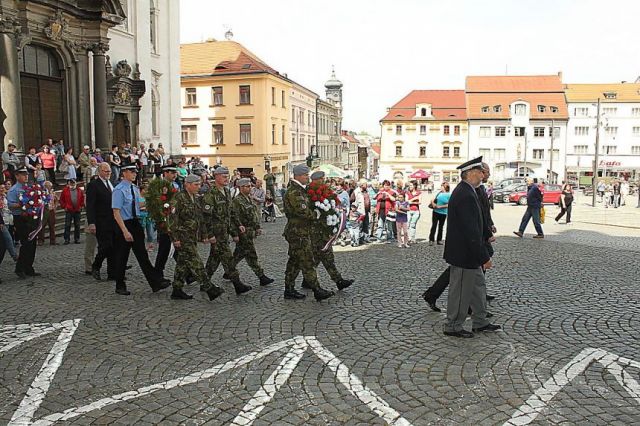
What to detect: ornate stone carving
<box><xmin>132</xmin><ymin>63</ymin><xmax>141</xmax><ymax>80</ymax></box>
<box><xmin>105</xmin><ymin>55</ymin><xmax>114</xmax><ymax>77</ymax></box>
<box><xmin>114</xmin><ymin>60</ymin><xmax>132</xmax><ymax>78</ymax></box>
<box><xmin>44</xmin><ymin>10</ymin><xmax>67</xmax><ymax>41</ymax></box>
<box><xmin>0</xmin><ymin>15</ymin><xmax>19</xmax><ymax>34</ymax></box>
<box><xmin>65</xmin><ymin>39</ymin><xmax>93</xmax><ymax>55</ymax></box>
<box><xmin>114</xmin><ymin>83</ymin><xmax>132</xmax><ymax>105</ymax></box>
<box><xmin>90</xmin><ymin>42</ymin><xmax>109</xmax><ymax>56</ymax></box>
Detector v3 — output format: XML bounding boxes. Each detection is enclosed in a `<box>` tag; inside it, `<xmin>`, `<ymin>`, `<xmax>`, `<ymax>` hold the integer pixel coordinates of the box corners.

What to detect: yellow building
<box><xmin>180</xmin><ymin>39</ymin><xmax>291</xmax><ymax>181</ymax></box>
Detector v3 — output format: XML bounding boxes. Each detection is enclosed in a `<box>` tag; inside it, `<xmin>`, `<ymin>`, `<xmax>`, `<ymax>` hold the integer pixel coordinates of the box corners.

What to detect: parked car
<box><xmin>493</xmin><ymin>183</ymin><xmax>526</xmax><ymax>203</ymax></box>
<box><xmin>509</xmin><ymin>184</ymin><xmax>563</xmax><ymax>205</ymax></box>
<box><xmin>495</xmin><ymin>177</ymin><xmax>526</xmax><ymax>190</ymax></box>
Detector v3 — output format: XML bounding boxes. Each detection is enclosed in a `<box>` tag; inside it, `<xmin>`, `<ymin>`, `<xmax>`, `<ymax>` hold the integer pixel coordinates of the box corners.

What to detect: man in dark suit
<box><xmin>443</xmin><ymin>157</ymin><xmax>500</xmax><ymax>338</ymax></box>
<box><xmin>86</xmin><ymin>163</ymin><xmax>116</xmax><ymax>280</ymax></box>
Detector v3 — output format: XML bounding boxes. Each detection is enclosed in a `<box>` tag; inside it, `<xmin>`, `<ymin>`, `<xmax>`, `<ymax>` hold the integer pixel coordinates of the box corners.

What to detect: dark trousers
<box><xmin>429</xmin><ymin>211</ymin><xmax>447</xmax><ymax>242</ymax></box>
<box><xmin>45</xmin><ymin>168</ymin><xmax>56</xmax><ymax>185</ymax></box>
<box><xmin>155</xmin><ymin>232</ymin><xmax>172</xmax><ymax>276</ymax></box>
<box><xmin>518</xmin><ymin>206</ymin><xmax>543</xmax><ymax>235</ymax></box>
<box><xmin>63</xmin><ymin>211</ymin><xmax>81</xmax><ymax>242</ymax></box>
<box><xmin>113</xmin><ymin>219</ymin><xmax>162</xmax><ymax>290</ymax></box>
<box><xmin>38</xmin><ymin>209</ymin><xmax>56</xmax><ymax>244</ymax></box>
<box><xmin>555</xmin><ymin>203</ymin><xmax>572</xmax><ymax>223</ymax></box>
<box><xmin>92</xmin><ymin>225</ymin><xmax>115</xmax><ymax>277</ymax></box>
<box><xmin>422</xmin><ymin>267</ymin><xmax>450</xmax><ymax>303</ymax></box>
<box><xmin>13</xmin><ymin>215</ymin><xmax>37</xmax><ymax>274</ymax></box>
<box><xmin>359</xmin><ymin>212</ymin><xmax>370</xmax><ymax>243</ymax></box>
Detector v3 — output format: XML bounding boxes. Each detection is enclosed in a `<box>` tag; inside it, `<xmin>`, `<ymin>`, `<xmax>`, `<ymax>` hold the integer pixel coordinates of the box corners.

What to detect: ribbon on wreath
<box><xmin>321</xmin><ymin>208</ymin><xmax>347</xmax><ymax>251</ymax></box>
<box><xmin>28</xmin><ymin>204</ymin><xmax>45</xmax><ymax>241</ymax></box>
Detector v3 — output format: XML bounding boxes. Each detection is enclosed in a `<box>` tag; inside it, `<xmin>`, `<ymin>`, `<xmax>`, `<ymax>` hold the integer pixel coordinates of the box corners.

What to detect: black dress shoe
<box><xmin>284</xmin><ymin>289</ymin><xmax>306</xmax><ymax>300</ymax></box>
<box><xmin>26</xmin><ymin>271</ymin><xmax>41</xmax><ymax>277</ymax></box>
<box><xmin>427</xmin><ymin>300</ymin><xmax>441</xmax><ymax>312</ymax></box>
<box><xmin>233</xmin><ymin>281</ymin><xmax>252</xmax><ymax>295</ymax></box>
<box><xmin>472</xmin><ymin>323</ymin><xmax>502</xmax><ymax>333</ymax></box>
<box><xmin>486</xmin><ymin>295</ymin><xmax>496</xmax><ymax>301</ymax></box>
<box><xmin>74</xmin><ymin>240</ymin><xmax>80</xmax><ymax>244</ymax></box>
<box><xmin>171</xmin><ymin>288</ymin><xmax>193</xmax><ymax>300</ymax></box>
<box><xmin>444</xmin><ymin>330</ymin><xmax>474</xmax><ymax>338</ymax></box>
<box><xmin>336</xmin><ymin>278</ymin><xmax>354</xmax><ymax>290</ymax></box>
<box><xmin>314</xmin><ymin>287</ymin><xmax>335</xmax><ymax>301</ymax></box>
<box><xmin>84</xmin><ymin>271</ymin><xmax>93</xmax><ymax>276</ymax></box>
<box><xmin>92</xmin><ymin>269</ymin><xmax>102</xmax><ymax>281</ymax></box>
<box><xmin>301</xmin><ymin>279</ymin><xmax>313</xmax><ymax>289</ymax></box>
<box><xmin>206</xmin><ymin>285</ymin><xmax>224</xmax><ymax>301</ymax></box>
<box><xmin>152</xmin><ymin>279</ymin><xmax>172</xmax><ymax>293</ymax></box>
<box><xmin>259</xmin><ymin>275</ymin><xmax>274</xmax><ymax>286</ymax></box>
<box><xmin>115</xmin><ymin>288</ymin><xmax>131</xmax><ymax>296</ymax></box>
<box><xmin>15</xmin><ymin>271</ymin><xmax>27</xmax><ymax>280</ymax></box>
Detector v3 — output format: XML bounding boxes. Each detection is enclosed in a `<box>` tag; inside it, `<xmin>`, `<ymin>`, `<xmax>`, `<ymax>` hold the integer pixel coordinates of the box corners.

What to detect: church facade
<box><xmin>0</xmin><ymin>0</ymin><xmax>180</xmax><ymax>154</ymax></box>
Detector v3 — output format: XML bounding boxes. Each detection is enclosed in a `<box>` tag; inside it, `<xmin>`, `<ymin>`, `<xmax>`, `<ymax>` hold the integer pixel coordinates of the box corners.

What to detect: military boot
<box><xmin>314</xmin><ymin>287</ymin><xmax>335</xmax><ymax>301</ymax></box>
<box><xmin>233</xmin><ymin>279</ymin><xmax>252</xmax><ymax>295</ymax></box>
<box><xmin>301</xmin><ymin>279</ymin><xmax>314</xmax><ymax>289</ymax></box>
<box><xmin>171</xmin><ymin>287</ymin><xmax>193</xmax><ymax>300</ymax></box>
<box><xmin>284</xmin><ymin>289</ymin><xmax>306</xmax><ymax>300</ymax></box>
<box><xmin>222</xmin><ymin>272</ymin><xmax>230</xmax><ymax>280</ymax></box>
<box><xmin>336</xmin><ymin>278</ymin><xmax>354</xmax><ymax>290</ymax></box>
<box><xmin>206</xmin><ymin>284</ymin><xmax>224</xmax><ymax>301</ymax></box>
<box><xmin>259</xmin><ymin>275</ymin><xmax>274</xmax><ymax>286</ymax></box>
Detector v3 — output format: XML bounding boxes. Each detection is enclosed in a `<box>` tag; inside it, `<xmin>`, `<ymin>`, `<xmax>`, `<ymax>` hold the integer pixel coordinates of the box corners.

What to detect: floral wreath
<box><xmin>307</xmin><ymin>181</ymin><xmax>341</xmax><ymax>235</ymax></box>
<box><xmin>18</xmin><ymin>183</ymin><xmax>46</xmax><ymax>219</ymax></box>
<box><xmin>146</xmin><ymin>179</ymin><xmax>179</xmax><ymax>232</ymax></box>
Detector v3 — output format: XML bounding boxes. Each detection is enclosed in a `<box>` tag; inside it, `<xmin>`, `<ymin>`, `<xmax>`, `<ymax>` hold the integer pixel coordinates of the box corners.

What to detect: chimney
<box><xmin>557</xmin><ymin>71</ymin><xmax>563</xmax><ymax>81</ymax></box>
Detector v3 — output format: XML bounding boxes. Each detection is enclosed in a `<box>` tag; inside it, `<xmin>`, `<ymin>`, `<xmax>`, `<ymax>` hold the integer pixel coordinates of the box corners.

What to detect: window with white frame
<box><xmin>395</xmin><ymin>145</ymin><xmax>403</xmax><ymax>157</ymax></box>
<box><xmin>549</xmin><ymin>127</ymin><xmax>561</xmax><ymax>138</ymax></box>
<box><xmin>453</xmin><ymin>146</ymin><xmax>460</xmax><ymax>157</ymax></box>
<box><xmin>574</xmin><ymin>107</ymin><xmax>589</xmax><ymax>116</ymax></box>
<box><xmin>632</xmin><ymin>108</ymin><xmax>640</xmax><ymax>116</ymax></box>
<box><xmin>442</xmin><ymin>146</ymin><xmax>450</xmax><ymax>157</ymax></box>
<box><xmin>212</xmin><ymin>124</ymin><xmax>223</xmax><ymax>145</ymax></box>
<box><xmin>395</xmin><ymin>125</ymin><xmax>402</xmax><ymax>135</ymax></box>
<box><xmin>494</xmin><ymin>148</ymin><xmax>505</xmax><ymax>161</ymax></box>
<box><xmin>602</xmin><ymin>107</ymin><xmax>617</xmax><ymax>115</ymax></box>
<box><xmin>479</xmin><ymin>148</ymin><xmax>490</xmax><ymax>159</ymax></box>
<box><xmin>239</xmin><ymin>85</ymin><xmax>251</xmax><ymax>104</ymax></box>
<box><xmin>240</xmin><ymin>124</ymin><xmax>251</xmax><ymax>144</ymax></box>
<box><xmin>532</xmin><ymin>149</ymin><xmax>544</xmax><ymax>159</ymax></box>
<box><xmin>495</xmin><ymin>127</ymin><xmax>506</xmax><ymax>137</ymax></box>
<box><xmin>533</xmin><ymin>127</ymin><xmax>545</xmax><ymax>137</ymax></box>
<box><xmin>212</xmin><ymin>86</ymin><xmax>223</xmax><ymax>106</ymax></box>
<box><xmin>537</xmin><ymin>105</ymin><xmax>546</xmax><ymax>113</ymax></box>
<box><xmin>443</xmin><ymin>125</ymin><xmax>450</xmax><ymax>135</ymax></box>
<box><xmin>574</xmin><ymin>145</ymin><xmax>588</xmax><ymax>154</ymax></box>
<box><xmin>514</xmin><ymin>104</ymin><xmax>526</xmax><ymax>116</ymax></box>
<box><xmin>605</xmin><ymin>126</ymin><xmax>618</xmax><ymax>136</ymax></box>
<box><xmin>493</xmin><ymin>105</ymin><xmax>502</xmax><ymax>113</ymax></box>
<box><xmin>602</xmin><ymin>145</ymin><xmax>617</xmax><ymax>154</ymax></box>
<box><xmin>547</xmin><ymin>149</ymin><xmax>560</xmax><ymax>161</ymax></box>
<box><xmin>419</xmin><ymin>146</ymin><xmax>427</xmax><ymax>157</ymax></box>
<box><xmin>574</xmin><ymin>126</ymin><xmax>589</xmax><ymax>136</ymax></box>
<box><xmin>633</xmin><ymin>127</ymin><xmax>640</xmax><ymax>136</ymax></box>
<box><xmin>479</xmin><ymin>126</ymin><xmax>491</xmax><ymax>137</ymax></box>
<box><xmin>185</xmin><ymin>88</ymin><xmax>197</xmax><ymax>106</ymax></box>
<box><xmin>631</xmin><ymin>146</ymin><xmax>640</xmax><ymax>155</ymax></box>
<box><xmin>181</xmin><ymin>125</ymin><xmax>197</xmax><ymax>145</ymax></box>
<box><xmin>514</xmin><ymin>127</ymin><xmax>525</xmax><ymax>137</ymax></box>
<box><xmin>419</xmin><ymin>125</ymin><xmax>426</xmax><ymax>135</ymax></box>
<box><xmin>481</xmin><ymin>106</ymin><xmax>490</xmax><ymax>113</ymax></box>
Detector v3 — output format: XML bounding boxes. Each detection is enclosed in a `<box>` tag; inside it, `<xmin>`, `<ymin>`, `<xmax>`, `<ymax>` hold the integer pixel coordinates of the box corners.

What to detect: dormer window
<box><xmin>416</xmin><ymin>104</ymin><xmax>431</xmax><ymax>117</ymax></box>
<box><xmin>550</xmin><ymin>106</ymin><xmax>558</xmax><ymax>113</ymax></box>
<box><xmin>537</xmin><ymin>105</ymin><xmax>546</xmax><ymax>113</ymax></box>
<box><xmin>604</xmin><ymin>92</ymin><xmax>617</xmax><ymax>99</ymax></box>
<box><xmin>493</xmin><ymin>105</ymin><xmax>502</xmax><ymax>113</ymax></box>
<box><xmin>421</xmin><ymin>108</ymin><xmax>427</xmax><ymax>117</ymax></box>
<box><xmin>513</xmin><ymin>104</ymin><xmax>526</xmax><ymax>116</ymax></box>
<box><xmin>481</xmin><ymin>106</ymin><xmax>490</xmax><ymax>113</ymax></box>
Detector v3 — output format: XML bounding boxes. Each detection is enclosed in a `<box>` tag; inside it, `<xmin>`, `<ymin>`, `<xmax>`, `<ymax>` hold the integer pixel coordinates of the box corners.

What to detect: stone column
<box><xmin>75</xmin><ymin>46</ymin><xmax>91</xmax><ymax>149</ymax></box>
<box><xmin>92</xmin><ymin>43</ymin><xmax>109</xmax><ymax>150</ymax></box>
<box><xmin>0</xmin><ymin>19</ymin><xmax>24</xmax><ymax>151</ymax></box>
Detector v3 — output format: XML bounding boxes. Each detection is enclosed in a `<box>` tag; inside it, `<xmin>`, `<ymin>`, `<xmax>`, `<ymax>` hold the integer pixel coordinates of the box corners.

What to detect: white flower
<box><xmin>333</xmin><ymin>227</ymin><xmax>338</xmax><ymax>234</ymax></box>
<box><xmin>29</xmin><ymin>191</ymin><xmax>35</xmax><ymax>196</ymax></box>
<box><xmin>323</xmin><ymin>199</ymin><xmax>329</xmax><ymax>205</ymax></box>
<box><xmin>29</xmin><ymin>200</ymin><xmax>34</xmax><ymax>205</ymax></box>
<box><xmin>163</xmin><ymin>203</ymin><xmax>170</xmax><ymax>208</ymax></box>
<box><xmin>330</xmin><ymin>200</ymin><xmax>336</xmax><ymax>207</ymax></box>
<box><xmin>22</xmin><ymin>206</ymin><xmax>26</xmax><ymax>210</ymax></box>
<box><xmin>315</xmin><ymin>201</ymin><xmax>321</xmax><ymax>207</ymax></box>
<box><xmin>326</xmin><ymin>217</ymin><xmax>332</xmax><ymax>226</ymax></box>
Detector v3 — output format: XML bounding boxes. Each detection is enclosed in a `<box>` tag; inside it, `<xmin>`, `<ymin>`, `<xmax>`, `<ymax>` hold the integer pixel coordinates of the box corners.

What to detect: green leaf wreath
<box><xmin>146</xmin><ymin>179</ymin><xmax>179</xmax><ymax>233</ymax></box>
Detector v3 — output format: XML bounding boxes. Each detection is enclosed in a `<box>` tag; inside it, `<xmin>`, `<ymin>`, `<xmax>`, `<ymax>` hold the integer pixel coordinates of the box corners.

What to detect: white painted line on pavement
<box><xmin>230</xmin><ymin>339</ymin><xmax>308</xmax><ymax>425</ymax></box>
<box><xmin>32</xmin><ymin>337</ymin><xmax>297</xmax><ymax>425</ymax></box>
<box><xmin>504</xmin><ymin>347</ymin><xmax>640</xmax><ymax>425</ymax></box>
<box><xmin>0</xmin><ymin>322</ymin><xmax>72</xmax><ymax>354</ymax></box>
<box><xmin>305</xmin><ymin>337</ymin><xmax>413</xmax><ymax>426</ymax></box>
<box><xmin>9</xmin><ymin>319</ymin><xmax>81</xmax><ymax>426</ymax></box>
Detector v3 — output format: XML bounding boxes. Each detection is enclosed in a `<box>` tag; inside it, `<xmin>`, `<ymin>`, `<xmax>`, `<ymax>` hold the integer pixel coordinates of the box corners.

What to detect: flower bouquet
<box><xmin>146</xmin><ymin>179</ymin><xmax>179</xmax><ymax>232</ymax></box>
<box><xmin>307</xmin><ymin>181</ymin><xmax>347</xmax><ymax>250</ymax></box>
<box><xmin>18</xmin><ymin>184</ymin><xmax>45</xmax><ymax>219</ymax></box>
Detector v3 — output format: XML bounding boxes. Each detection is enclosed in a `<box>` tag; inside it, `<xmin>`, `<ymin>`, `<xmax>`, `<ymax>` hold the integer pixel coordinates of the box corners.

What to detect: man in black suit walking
<box><xmin>86</xmin><ymin>163</ymin><xmax>116</xmax><ymax>280</ymax></box>
<box><xmin>443</xmin><ymin>157</ymin><xmax>500</xmax><ymax>338</ymax></box>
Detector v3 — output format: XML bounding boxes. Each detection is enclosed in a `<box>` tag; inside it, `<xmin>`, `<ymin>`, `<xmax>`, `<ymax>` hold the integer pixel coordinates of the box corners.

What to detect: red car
<box><xmin>509</xmin><ymin>184</ymin><xmax>563</xmax><ymax>205</ymax></box>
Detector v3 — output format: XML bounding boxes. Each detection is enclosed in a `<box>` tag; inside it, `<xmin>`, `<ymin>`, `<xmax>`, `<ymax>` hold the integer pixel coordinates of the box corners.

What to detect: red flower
<box><xmin>308</xmin><ymin>190</ymin><xmax>315</xmax><ymax>196</ymax></box>
<box><xmin>160</xmin><ymin>195</ymin><xmax>167</xmax><ymax>201</ymax></box>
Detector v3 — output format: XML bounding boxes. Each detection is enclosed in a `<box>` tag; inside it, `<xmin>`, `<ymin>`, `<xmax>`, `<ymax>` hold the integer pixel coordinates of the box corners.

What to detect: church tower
<box><xmin>324</xmin><ymin>66</ymin><xmax>343</xmax><ymax>111</ymax></box>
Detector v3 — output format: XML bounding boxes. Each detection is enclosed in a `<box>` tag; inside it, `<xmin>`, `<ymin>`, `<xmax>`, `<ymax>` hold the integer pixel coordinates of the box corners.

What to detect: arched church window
<box><xmin>20</xmin><ymin>44</ymin><xmax>61</xmax><ymax>77</ymax></box>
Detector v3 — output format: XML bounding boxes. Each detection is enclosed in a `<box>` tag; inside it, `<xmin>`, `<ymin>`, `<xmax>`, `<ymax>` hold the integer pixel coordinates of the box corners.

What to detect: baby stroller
<box><xmin>262</xmin><ymin>197</ymin><xmax>276</xmax><ymax>222</ymax></box>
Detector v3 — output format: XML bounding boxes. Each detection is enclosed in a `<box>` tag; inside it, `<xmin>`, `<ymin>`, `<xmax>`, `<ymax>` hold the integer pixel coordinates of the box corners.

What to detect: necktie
<box><xmin>130</xmin><ymin>185</ymin><xmax>137</xmax><ymax>219</ymax></box>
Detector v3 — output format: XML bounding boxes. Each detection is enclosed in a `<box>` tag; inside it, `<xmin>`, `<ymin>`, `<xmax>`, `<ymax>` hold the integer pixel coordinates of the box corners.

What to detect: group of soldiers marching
<box><xmin>145</xmin><ymin>163</ymin><xmax>353</xmax><ymax>302</ymax></box>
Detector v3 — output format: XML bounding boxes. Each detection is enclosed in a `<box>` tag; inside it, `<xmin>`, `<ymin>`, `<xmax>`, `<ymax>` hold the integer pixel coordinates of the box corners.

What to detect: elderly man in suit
<box><xmin>86</xmin><ymin>163</ymin><xmax>117</xmax><ymax>281</ymax></box>
<box><xmin>443</xmin><ymin>157</ymin><xmax>501</xmax><ymax>338</ymax></box>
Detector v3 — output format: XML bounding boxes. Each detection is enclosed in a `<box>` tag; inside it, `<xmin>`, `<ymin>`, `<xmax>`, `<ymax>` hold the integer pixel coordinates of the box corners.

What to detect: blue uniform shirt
<box><xmin>7</xmin><ymin>183</ymin><xmax>27</xmax><ymax>216</ymax></box>
<box><xmin>112</xmin><ymin>179</ymin><xmax>140</xmax><ymax>220</ymax></box>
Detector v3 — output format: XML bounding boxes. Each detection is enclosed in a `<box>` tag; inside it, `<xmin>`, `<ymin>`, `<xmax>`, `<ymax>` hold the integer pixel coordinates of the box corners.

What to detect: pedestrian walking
<box><xmin>555</xmin><ymin>184</ymin><xmax>574</xmax><ymax>224</ymax></box>
<box><xmin>406</xmin><ymin>181</ymin><xmax>421</xmax><ymax>243</ymax></box>
<box><xmin>513</xmin><ymin>178</ymin><xmax>544</xmax><ymax>239</ymax></box>
<box><xmin>443</xmin><ymin>157</ymin><xmax>500</xmax><ymax>338</ymax></box>
<box><xmin>428</xmin><ymin>182</ymin><xmax>450</xmax><ymax>246</ymax></box>
<box><xmin>86</xmin><ymin>163</ymin><xmax>116</xmax><ymax>281</ymax></box>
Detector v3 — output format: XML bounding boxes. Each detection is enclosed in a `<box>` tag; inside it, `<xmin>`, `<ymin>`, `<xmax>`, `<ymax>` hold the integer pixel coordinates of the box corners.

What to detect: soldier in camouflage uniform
<box><xmin>283</xmin><ymin>164</ymin><xmax>335</xmax><ymax>301</ymax></box>
<box><xmin>201</xmin><ymin>167</ymin><xmax>252</xmax><ymax>295</ymax></box>
<box><xmin>169</xmin><ymin>174</ymin><xmax>224</xmax><ymax>301</ymax></box>
<box><xmin>303</xmin><ymin>170</ymin><xmax>354</xmax><ymax>291</ymax></box>
<box><xmin>230</xmin><ymin>178</ymin><xmax>275</xmax><ymax>286</ymax></box>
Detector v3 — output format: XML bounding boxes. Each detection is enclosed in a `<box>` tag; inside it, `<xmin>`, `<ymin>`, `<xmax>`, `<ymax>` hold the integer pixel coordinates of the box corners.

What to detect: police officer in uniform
<box><xmin>302</xmin><ymin>170</ymin><xmax>354</xmax><ymax>291</ymax></box>
<box><xmin>169</xmin><ymin>174</ymin><xmax>224</xmax><ymax>301</ymax></box>
<box><xmin>112</xmin><ymin>164</ymin><xmax>171</xmax><ymax>295</ymax></box>
<box><xmin>283</xmin><ymin>164</ymin><xmax>334</xmax><ymax>301</ymax></box>
<box><xmin>201</xmin><ymin>167</ymin><xmax>252</xmax><ymax>294</ymax></box>
<box><xmin>231</xmin><ymin>178</ymin><xmax>274</xmax><ymax>286</ymax></box>
<box><xmin>6</xmin><ymin>167</ymin><xmax>40</xmax><ymax>279</ymax></box>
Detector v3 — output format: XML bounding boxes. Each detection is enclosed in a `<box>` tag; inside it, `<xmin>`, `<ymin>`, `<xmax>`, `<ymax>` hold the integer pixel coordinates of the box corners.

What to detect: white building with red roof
<box><xmin>379</xmin><ymin>90</ymin><xmax>468</xmax><ymax>184</ymax></box>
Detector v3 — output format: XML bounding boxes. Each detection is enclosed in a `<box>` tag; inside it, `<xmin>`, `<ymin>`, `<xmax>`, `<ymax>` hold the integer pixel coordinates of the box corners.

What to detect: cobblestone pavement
<box><xmin>1</xmin><ymin>204</ymin><xmax>639</xmax><ymax>425</ymax></box>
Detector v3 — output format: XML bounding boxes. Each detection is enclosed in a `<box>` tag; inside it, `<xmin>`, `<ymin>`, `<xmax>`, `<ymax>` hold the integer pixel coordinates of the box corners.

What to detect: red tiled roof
<box><xmin>381</xmin><ymin>90</ymin><xmax>466</xmax><ymax>121</ymax></box>
<box><xmin>371</xmin><ymin>145</ymin><xmax>381</xmax><ymax>155</ymax></box>
<box><xmin>341</xmin><ymin>131</ymin><xmax>359</xmax><ymax>144</ymax></box>
<box><xmin>466</xmin><ymin>75</ymin><xmax>564</xmax><ymax>93</ymax></box>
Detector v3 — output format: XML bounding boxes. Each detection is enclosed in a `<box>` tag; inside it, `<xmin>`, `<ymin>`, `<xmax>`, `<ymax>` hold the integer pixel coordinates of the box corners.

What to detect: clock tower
<box><xmin>324</xmin><ymin>66</ymin><xmax>343</xmax><ymax>111</ymax></box>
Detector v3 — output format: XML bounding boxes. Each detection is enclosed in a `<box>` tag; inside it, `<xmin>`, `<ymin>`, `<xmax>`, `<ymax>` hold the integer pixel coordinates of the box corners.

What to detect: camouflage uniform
<box><xmin>231</xmin><ymin>192</ymin><xmax>265</xmax><ymax>277</ymax></box>
<box><xmin>283</xmin><ymin>181</ymin><xmax>320</xmax><ymax>291</ymax></box>
<box><xmin>168</xmin><ymin>191</ymin><xmax>212</xmax><ymax>290</ymax></box>
<box><xmin>201</xmin><ymin>185</ymin><xmax>240</xmax><ymax>281</ymax></box>
<box><xmin>310</xmin><ymin>221</ymin><xmax>344</xmax><ymax>283</ymax></box>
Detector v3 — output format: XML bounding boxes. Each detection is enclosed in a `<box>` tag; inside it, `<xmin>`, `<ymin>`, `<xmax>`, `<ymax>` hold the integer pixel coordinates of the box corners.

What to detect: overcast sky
<box><xmin>180</xmin><ymin>0</ymin><xmax>640</xmax><ymax>135</ymax></box>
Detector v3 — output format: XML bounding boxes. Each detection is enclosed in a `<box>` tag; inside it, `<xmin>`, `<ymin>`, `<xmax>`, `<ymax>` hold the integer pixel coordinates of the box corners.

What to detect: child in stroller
<box><xmin>262</xmin><ymin>194</ymin><xmax>276</xmax><ymax>222</ymax></box>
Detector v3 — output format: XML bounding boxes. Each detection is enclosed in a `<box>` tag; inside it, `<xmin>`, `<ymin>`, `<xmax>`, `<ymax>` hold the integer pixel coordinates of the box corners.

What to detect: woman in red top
<box><xmin>406</xmin><ymin>180</ymin><xmax>421</xmax><ymax>243</ymax></box>
<box><xmin>37</xmin><ymin>145</ymin><xmax>57</xmax><ymax>185</ymax></box>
